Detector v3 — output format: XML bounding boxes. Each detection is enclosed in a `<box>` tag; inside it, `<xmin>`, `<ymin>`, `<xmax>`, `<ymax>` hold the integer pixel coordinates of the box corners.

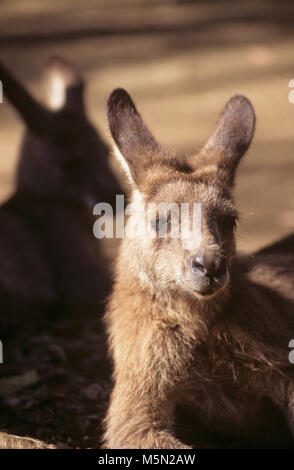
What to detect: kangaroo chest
<box><xmin>181</xmin><ymin>339</ymin><xmax>270</xmax><ymax>433</ymax></box>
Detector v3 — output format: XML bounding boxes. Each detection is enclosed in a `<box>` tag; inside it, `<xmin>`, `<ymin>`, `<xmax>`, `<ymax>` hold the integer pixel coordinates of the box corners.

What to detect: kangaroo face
<box><xmin>1</xmin><ymin>57</ymin><xmax>122</xmax><ymax>207</ymax></box>
<box><xmin>145</xmin><ymin>179</ymin><xmax>237</xmax><ymax>298</ymax></box>
<box><xmin>106</xmin><ymin>89</ymin><xmax>255</xmax><ymax>300</ymax></box>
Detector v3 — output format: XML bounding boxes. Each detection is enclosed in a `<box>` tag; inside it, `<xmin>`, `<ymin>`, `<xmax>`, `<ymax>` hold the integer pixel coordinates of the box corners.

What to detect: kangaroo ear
<box><xmin>200</xmin><ymin>95</ymin><xmax>255</xmax><ymax>184</ymax></box>
<box><xmin>45</xmin><ymin>56</ymin><xmax>84</xmax><ymax>112</ymax></box>
<box><xmin>0</xmin><ymin>61</ymin><xmax>54</xmax><ymax>136</ymax></box>
<box><xmin>106</xmin><ymin>88</ymin><xmax>160</xmax><ymax>184</ymax></box>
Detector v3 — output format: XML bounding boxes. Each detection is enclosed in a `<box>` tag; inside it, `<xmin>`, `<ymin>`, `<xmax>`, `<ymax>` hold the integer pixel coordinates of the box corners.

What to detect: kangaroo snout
<box><xmin>190</xmin><ymin>250</ymin><xmax>228</xmax><ymax>296</ymax></box>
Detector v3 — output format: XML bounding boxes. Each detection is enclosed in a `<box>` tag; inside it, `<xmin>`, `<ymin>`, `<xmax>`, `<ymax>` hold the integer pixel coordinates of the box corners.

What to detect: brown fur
<box><xmin>103</xmin><ymin>89</ymin><xmax>294</xmax><ymax>448</ymax></box>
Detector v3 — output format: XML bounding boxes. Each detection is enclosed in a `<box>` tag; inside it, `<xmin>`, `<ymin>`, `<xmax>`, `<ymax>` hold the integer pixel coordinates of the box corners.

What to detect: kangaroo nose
<box><xmin>190</xmin><ymin>252</ymin><xmax>227</xmax><ymax>281</ymax></box>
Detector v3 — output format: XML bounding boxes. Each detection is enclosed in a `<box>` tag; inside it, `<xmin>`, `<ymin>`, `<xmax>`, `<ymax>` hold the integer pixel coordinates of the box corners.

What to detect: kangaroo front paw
<box><xmin>0</xmin><ymin>432</ymin><xmax>55</xmax><ymax>449</ymax></box>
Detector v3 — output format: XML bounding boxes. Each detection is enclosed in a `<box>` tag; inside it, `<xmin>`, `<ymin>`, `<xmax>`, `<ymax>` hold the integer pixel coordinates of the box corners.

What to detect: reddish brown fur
<box><xmin>103</xmin><ymin>89</ymin><xmax>294</xmax><ymax>448</ymax></box>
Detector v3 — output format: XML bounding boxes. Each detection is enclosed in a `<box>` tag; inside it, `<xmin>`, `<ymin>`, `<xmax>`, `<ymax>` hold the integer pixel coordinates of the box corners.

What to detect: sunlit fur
<box><xmin>103</xmin><ymin>89</ymin><xmax>294</xmax><ymax>449</ymax></box>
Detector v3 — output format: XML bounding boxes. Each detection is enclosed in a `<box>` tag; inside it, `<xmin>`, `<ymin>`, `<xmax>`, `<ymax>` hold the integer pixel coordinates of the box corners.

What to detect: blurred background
<box><xmin>1</xmin><ymin>0</ymin><xmax>294</xmax><ymax>254</ymax></box>
<box><xmin>1</xmin><ymin>0</ymin><xmax>294</xmax><ymax>449</ymax></box>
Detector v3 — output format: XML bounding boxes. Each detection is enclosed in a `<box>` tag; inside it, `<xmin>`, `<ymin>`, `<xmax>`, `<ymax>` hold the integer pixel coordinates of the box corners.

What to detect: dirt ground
<box><xmin>0</xmin><ymin>0</ymin><xmax>294</xmax><ymax>448</ymax></box>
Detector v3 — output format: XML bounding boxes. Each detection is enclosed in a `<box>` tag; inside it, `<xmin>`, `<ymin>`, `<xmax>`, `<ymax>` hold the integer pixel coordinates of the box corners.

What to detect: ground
<box><xmin>0</xmin><ymin>0</ymin><xmax>294</xmax><ymax>448</ymax></box>
<box><xmin>0</xmin><ymin>315</ymin><xmax>111</xmax><ymax>448</ymax></box>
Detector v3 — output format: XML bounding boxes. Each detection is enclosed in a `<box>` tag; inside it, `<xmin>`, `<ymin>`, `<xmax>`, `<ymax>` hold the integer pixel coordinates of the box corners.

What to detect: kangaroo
<box><xmin>0</xmin><ymin>58</ymin><xmax>122</xmax><ymax>332</ymax></box>
<box><xmin>103</xmin><ymin>88</ymin><xmax>294</xmax><ymax>449</ymax></box>
<box><xmin>0</xmin><ymin>59</ymin><xmax>122</xmax><ymax>448</ymax></box>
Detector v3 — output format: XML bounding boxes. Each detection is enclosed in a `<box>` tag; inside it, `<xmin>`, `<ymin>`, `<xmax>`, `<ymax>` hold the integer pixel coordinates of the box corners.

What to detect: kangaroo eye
<box><xmin>150</xmin><ymin>215</ymin><xmax>170</xmax><ymax>234</ymax></box>
<box><xmin>150</xmin><ymin>217</ymin><xmax>159</xmax><ymax>232</ymax></box>
<box><xmin>221</xmin><ymin>215</ymin><xmax>238</xmax><ymax>231</ymax></box>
